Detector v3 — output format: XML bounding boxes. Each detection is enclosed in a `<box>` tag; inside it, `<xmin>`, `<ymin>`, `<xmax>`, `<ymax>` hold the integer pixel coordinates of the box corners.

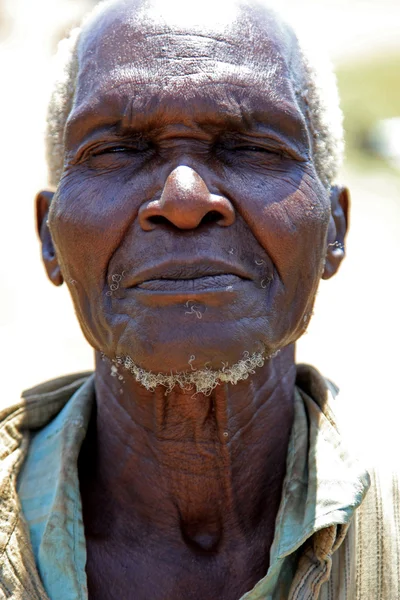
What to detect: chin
<box><xmin>84</xmin><ymin>286</ymin><xmax>311</xmax><ymax>373</ymax></box>
<box><xmin>111</xmin><ymin>316</ymin><xmax>279</xmax><ymax>375</ymax></box>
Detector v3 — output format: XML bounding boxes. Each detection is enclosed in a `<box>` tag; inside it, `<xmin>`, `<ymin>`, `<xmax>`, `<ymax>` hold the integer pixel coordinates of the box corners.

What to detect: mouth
<box><xmin>136</xmin><ymin>273</ymin><xmax>244</xmax><ymax>292</ymax></box>
<box><xmin>125</xmin><ymin>259</ymin><xmax>254</xmax><ymax>293</ymax></box>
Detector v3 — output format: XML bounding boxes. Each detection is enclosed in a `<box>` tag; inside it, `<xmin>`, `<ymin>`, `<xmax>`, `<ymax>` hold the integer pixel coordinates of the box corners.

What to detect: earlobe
<box><xmin>36</xmin><ymin>190</ymin><xmax>64</xmax><ymax>287</ymax></box>
<box><xmin>322</xmin><ymin>185</ymin><xmax>350</xmax><ymax>280</ymax></box>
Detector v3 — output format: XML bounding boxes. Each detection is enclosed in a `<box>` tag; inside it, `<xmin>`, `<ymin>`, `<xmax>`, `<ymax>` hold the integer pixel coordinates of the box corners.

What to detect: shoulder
<box><xmin>295</xmin><ymin>363</ymin><xmax>341</xmax><ymax>429</ymax></box>
<box><xmin>320</xmin><ymin>465</ymin><xmax>400</xmax><ymax>600</ymax></box>
<box><xmin>355</xmin><ymin>463</ymin><xmax>400</xmax><ymax>598</ymax></box>
<box><xmin>0</xmin><ymin>371</ymin><xmax>93</xmax><ymax>433</ymax></box>
<box><xmin>0</xmin><ymin>372</ymin><xmax>93</xmax><ymax>599</ymax></box>
<box><xmin>0</xmin><ymin>371</ymin><xmax>94</xmax><ymax>471</ymax></box>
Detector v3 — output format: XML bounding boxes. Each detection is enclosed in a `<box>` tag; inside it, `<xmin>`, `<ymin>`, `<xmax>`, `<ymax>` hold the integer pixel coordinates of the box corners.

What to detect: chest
<box><xmin>85</xmin><ymin>538</ymin><xmax>269</xmax><ymax>600</ymax></box>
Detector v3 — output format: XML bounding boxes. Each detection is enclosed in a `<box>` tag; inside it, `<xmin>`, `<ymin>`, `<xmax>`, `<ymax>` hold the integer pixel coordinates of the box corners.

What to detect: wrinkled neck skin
<box><xmin>82</xmin><ymin>345</ymin><xmax>296</xmax><ymax>563</ymax></box>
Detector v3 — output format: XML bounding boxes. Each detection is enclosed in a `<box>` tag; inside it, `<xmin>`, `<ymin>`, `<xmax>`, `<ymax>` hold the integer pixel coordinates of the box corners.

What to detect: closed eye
<box><xmin>215</xmin><ymin>136</ymin><xmax>287</xmax><ymax>158</ymax></box>
<box><xmin>93</xmin><ymin>145</ymin><xmax>143</xmax><ymax>156</ymax></box>
<box><xmin>232</xmin><ymin>145</ymin><xmax>284</xmax><ymax>156</ymax></box>
<box><xmin>77</xmin><ymin>139</ymin><xmax>154</xmax><ymax>170</ymax></box>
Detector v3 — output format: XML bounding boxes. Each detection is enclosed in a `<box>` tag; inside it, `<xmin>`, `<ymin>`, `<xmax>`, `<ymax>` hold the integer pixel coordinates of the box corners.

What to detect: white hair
<box><xmin>45</xmin><ymin>0</ymin><xmax>344</xmax><ymax>190</ymax></box>
<box><xmin>110</xmin><ymin>350</ymin><xmax>273</xmax><ymax>396</ymax></box>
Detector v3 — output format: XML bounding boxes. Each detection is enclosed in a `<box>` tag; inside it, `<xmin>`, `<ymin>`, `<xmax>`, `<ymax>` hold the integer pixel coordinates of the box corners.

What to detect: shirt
<box><xmin>0</xmin><ymin>366</ymin><xmax>397</xmax><ymax>598</ymax></box>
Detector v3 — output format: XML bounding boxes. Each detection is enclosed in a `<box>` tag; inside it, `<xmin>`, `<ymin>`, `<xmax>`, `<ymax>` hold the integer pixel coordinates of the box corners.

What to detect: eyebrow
<box><xmin>66</xmin><ymin>79</ymin><xmax>310</xmax><ymax>158</ymax></box>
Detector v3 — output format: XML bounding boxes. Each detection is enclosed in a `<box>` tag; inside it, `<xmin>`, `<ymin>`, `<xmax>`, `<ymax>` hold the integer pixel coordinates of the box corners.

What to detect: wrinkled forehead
<box><xmin>74</xmin><ymin>0</ymin><xmax>300</xmax><ymax>107</ymax></box>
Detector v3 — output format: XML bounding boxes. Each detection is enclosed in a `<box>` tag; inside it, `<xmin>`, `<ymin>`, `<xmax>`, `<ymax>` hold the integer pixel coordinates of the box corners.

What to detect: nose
<box><xmin>138</xmin><ymin>166</ymin><xmax>236</xmax><ymax>231</ymax></box>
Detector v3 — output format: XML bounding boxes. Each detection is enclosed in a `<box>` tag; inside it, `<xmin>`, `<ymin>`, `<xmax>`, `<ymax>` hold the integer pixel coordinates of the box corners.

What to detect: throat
<box><xmin>157</xmin><ymin>415</ymin><xmax>236</xmax><ymax>552</ymax></box>
<box><xmin>181</xmin><ymin>521</ymin><xmax>222</xmax><ymax>552</ymax></box>
<box><xmin>83</xmin><ymin>351</ymin><xmax>296</xmax><ymax>559</ymax></box>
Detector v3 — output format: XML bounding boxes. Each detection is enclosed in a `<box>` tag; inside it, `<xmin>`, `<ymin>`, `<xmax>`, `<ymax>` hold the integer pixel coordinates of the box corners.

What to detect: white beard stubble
<box><xmin>110</xmin><ymin>348</ymin><xmax>277</xmax><ymax>396</ymax></box>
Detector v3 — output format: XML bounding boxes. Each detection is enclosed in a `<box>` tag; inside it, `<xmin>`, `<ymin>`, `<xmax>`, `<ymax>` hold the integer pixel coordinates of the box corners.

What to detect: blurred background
<box><xmin>0</xmin><ymin>0</ymin><xmax>399</xmax><ymax>465</ymax></box>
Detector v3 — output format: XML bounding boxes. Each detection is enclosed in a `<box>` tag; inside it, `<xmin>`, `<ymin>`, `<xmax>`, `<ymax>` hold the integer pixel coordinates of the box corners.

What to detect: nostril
<box><xmin>148</xmin><ymin>215</ymin><xmax>170</xmax><ymax>226</ymax></box>
<box><xmin>200</xmin><ymin>211</ymin><xmax>223</xmax><ymax>225</ymax></box>
<box><xmin>147</xmin><ymin>211</ymin><xmax>223</xmax><ymax>229</ymax></box>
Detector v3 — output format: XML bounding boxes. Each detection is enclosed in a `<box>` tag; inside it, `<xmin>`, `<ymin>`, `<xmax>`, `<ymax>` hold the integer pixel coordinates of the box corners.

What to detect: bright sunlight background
<box><xmin>0</xmin><ymin>0</ymin><xmax>399</xmax><ymax>466</ymax></box>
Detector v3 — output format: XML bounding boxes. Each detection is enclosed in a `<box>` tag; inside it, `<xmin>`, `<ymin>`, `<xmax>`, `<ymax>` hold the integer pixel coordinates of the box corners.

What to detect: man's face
<box><xmin>48</xmin><ymin>0</ymin><xmax>332</xmax><ymax>373</ymax></box>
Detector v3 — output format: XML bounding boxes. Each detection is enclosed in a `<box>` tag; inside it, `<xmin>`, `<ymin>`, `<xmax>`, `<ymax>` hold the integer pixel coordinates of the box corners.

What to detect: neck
<box><xmin>80</xmin><ymin>346</ymin><xmax>296</xmax><ymax>559</ymax></box>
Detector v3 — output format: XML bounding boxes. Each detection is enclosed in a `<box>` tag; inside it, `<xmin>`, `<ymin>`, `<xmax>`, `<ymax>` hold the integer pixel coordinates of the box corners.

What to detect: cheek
<box><xmin>49</xmin><ymin>172</ymin><xmax>144</xmax><ymax>284</ymax></box>
<box><xmin>233</xmin><ymin>166</ymin><xmax>330</xmax><ymax>283</ymax></box>
<box><xmin>231</xmin><ymin>166</ymin><xmax>330</xmax><ymax>343</ymax></box>
<box><xmin>48</xmin><ymin>174</ymin><xmax>146</xmax><ymax>349</ymax></box>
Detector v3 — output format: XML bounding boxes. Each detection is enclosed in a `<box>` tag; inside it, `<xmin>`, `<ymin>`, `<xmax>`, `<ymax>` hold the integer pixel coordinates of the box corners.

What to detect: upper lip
<box><xmin>125</xmin><ymin>259</ymin><xmax>254</xmax><ymax>288</ymax></box>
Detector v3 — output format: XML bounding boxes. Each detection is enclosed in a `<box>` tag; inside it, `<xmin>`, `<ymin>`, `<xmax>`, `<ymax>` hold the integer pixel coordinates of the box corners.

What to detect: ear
<box><xmin>322</xmin><ymin>186</ymin><xmax>350</xmax><ymax>280</ymax></box>
<box><xmin>36</xmin><ymin>190</ymin><xmax>64</xmax><ymax>286</ymax></box>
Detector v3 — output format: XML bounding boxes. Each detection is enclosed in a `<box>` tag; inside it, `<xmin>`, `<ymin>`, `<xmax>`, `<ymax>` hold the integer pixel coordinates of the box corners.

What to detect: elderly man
<box><xmin>1</xmin><ymin>0</ymin><xmax>398</xmax><ymax>598</ymax></box>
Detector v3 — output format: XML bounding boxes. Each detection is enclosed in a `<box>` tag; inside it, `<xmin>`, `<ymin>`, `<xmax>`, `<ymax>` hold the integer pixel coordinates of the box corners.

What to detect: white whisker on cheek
<box><xmin>106</xmin><ymin>271</ymin><xmax>125</xmax><ymax>297</ymax></box>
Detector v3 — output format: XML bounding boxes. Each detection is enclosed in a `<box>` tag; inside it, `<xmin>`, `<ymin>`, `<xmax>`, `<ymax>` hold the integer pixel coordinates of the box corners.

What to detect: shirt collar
<box><xmin>239</xmin><ymin>367</ymin><xmax>370</xmax><ymax>599</ymax></box>
<box><xmin>18</xmin><ymin>376</ymin><xmax>95</xmax><ymax>600</ymax></box>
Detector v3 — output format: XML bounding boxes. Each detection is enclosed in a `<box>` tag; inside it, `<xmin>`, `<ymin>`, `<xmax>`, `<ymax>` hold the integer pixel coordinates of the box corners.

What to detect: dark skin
<box><xmin>36</xmin><ymin>1</ymin><xmax>349</xmax><ymax>598</ymax></box>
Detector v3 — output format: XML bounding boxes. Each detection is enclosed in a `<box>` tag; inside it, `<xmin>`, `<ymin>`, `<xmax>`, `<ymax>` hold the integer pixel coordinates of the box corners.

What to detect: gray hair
<box><xmin>45</xmin><ymin>0</ymin><xmax>344</xmax><ymax>190</ymax></box>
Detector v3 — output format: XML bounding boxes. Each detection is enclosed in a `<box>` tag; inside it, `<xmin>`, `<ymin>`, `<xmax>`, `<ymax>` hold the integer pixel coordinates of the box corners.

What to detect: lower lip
<box><xmin>135</xmin><ymin>274</ymin><xmax>245</xmax><ymax>292</ymax></box>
